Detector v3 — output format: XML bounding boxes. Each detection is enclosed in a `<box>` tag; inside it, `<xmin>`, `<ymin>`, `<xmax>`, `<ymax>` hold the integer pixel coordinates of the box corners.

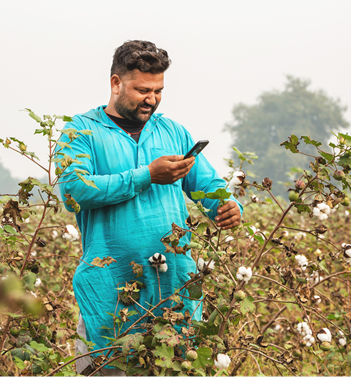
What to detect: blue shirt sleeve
<box><xmin>180</xmin><ymin>127</ymin><xmax>243</xmax><ymax>220</ymax></box>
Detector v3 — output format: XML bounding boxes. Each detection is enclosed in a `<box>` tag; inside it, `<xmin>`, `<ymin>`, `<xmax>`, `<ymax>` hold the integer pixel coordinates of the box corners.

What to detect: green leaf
<box><xmin>23</xmin><ymin>272</ymin><xmax>36</xmax><ymax>290</ymax></box>
<box><xmin>191</xmin><ymin>191</ymin><xmax>206</xmax><ymax>200</ymax></box>
<box><xmin>57</xmin><ymin>128</ymin><xmax>78</xmax><ymax>135</ymax></box>
<box><xmin>153</xmin><ymin>345</ymin><xmax>174</xmax><ymax>368</ymax></box>
<box><xmin>30</xmin><ymin>340</ymin><xmax>50</xmax><ymax>352</ymax></box>
<box><xmin>206</xmin><ymin>188</ymin><xmax>231</xmax><ymax>200</ymax></box>
<box><xmin>3</xmin><ymin>225</ymin><xmax>17</xmax><ymax>234</ymax></box>
<box><xmin>74</xmin><ymin>168</ymin><xmax>90</xmax><ymax>175</ymax></box>
<box><xmin>187</xmin><ymin>280</ymin><xmax>202</xmax><ymax>299</ymax></box>
<box><xmin>76</xmin><ymin>173</ymin><xmax>99</xmax><ymax>190</ymax></box>
<box><xmin>301</xmin><ymin>136</ymin><xmax>322</xmax><ymax>147</ymax></box>
<box><xmin>280</xmin><ymin>135</ymin><xmax>299</xmax><ymax>153</ymax></box>
<box><xmin>56</xmin><ymin>141</ymin><xmax>72</xmax><ymax>150</ymax></box>
<box><xmin>78</xmin><ymin>129</ymin><xmax>93</xmax><ymax>135</ymax></box>
<box><xmin>13</xmin><ymin>356</ymin><xmax>25</xmax><ymax>370</ymax></box>
<box><xmin>319</xmin><ymin>151</ymin><xmax>333</xmax><ymax>163</ymax></box>
<box><xmin>75</xmin><ymin>153</ymin><xmax>91</xmax><ymax>159</ymax></box>
<box><xmin>34</xmin><ymin>129</ymin><xmax>44</xmax><ymax>135</ymax></box>
<box><xmin>25</xmin><ymin>108</ymin><xmax>41</xmax><ymax>123</ymax></box>
<box><xmin>240</xmin><ymin>296</ymin><xmax>255</xmax><ymax>315</ymax></box>
<box><xmin>232</xmin><ymin>147</ymin><xmax>246</xmax><ymax>161</ymax></box>
<box><xmin>192</xmin><ymin>347</ymin><xmax>213</xmax><ymax>368</ymax></box>
<box><xmin>25</xmin><ymin>151</ymin><xmax>39</xmax><ymax>160</ymax></box>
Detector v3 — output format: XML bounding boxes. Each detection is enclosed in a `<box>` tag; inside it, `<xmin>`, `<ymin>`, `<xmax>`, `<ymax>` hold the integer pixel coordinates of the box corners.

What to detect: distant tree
<box><xmin>0</xmin><ymin>159</ymin><xmax>19</xmax><ymax>195</ymax></box>
<box><xmin>224</xmin><ymin>76</ymin><xmax>350</xmax><ymax>197</ymax></box>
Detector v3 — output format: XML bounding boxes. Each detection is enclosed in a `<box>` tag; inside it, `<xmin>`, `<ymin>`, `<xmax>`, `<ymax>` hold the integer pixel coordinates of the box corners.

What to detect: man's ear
<box><xmin>111</xmin><ymin>74</ymin><xmax>122</xmax><ymax>95</ymax></box>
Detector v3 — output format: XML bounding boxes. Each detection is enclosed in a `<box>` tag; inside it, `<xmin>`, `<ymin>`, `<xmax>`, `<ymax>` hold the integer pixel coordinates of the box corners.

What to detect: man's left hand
<box><xmin>215</xmin><ymin>201</ymin><xmax>241</xmax><ymax>230</ymax></box>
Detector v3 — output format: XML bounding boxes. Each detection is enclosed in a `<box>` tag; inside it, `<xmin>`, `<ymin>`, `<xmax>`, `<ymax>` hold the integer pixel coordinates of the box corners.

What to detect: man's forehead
<box><xmin>124</xmin><ymin>70</ymin><xmax>164</xmax><ymax>86</ymax></box>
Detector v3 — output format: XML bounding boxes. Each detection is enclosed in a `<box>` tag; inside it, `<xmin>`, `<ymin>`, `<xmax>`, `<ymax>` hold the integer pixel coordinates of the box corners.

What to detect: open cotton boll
<box><xmin>313</xmin><ymin>295</ymin><xmax>321</xmax><ymax>304</ymax></box>
<box><xmin>236</xmin><ymin>266</ymin><xmax>252</xmax><ymax>283</ymax></box>
<box><xmin>197</xmin><ymin>258</ymin><xmax>215</xmax><ymax>271</ymax></box>
<box><xmin>62</xmin><ymin>225</ymin><xmax>79</xmax><ymax>241</ymax></box>
<box><xmin>214</xmin><ymin>353</ymin><xmax>231</xmax><ymax>369</ymax></box>
<box><xmin>228</xmin><ymin>171</ymin><xmax>245</xmax><ymax>192</ymax></box>
<box><xmin>52</xmin><ymin>230</ymin><xmax>58</xmax><ymax>239</ymax></box>
<box><xmin>295</xmin><ymin>254</ymin><xmax>308</xmax><ymax>270</ymax></box>
<box><xmin>317</xmin><ymin>328</ymin><xmax>332</xmax><ymax>343</ymax></box>
<box><xmin>34</xmin><ymin>278</ymin><xmax>41</xmax><ymax>288</ymax></box>
<box><xmin>317</xmin><ymin>203</ymin><xmax>331</xmax><ymax>214</ymax></box>
<box><xmin>149</xmin><ymin>253</ymin><xmax>166</xmax><ymax>265</ymax></box>
<box><xmin>158</xmin><ymin>263</ymin><xmax>168</xmax><ymax>273</ymax></box>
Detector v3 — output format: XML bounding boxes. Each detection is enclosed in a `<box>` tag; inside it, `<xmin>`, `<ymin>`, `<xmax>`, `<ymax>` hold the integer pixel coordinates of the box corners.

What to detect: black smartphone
<box><xmin>184</xmin><ymin>140</ymin><xmax>209</xmax><ymax>159</ymax></box>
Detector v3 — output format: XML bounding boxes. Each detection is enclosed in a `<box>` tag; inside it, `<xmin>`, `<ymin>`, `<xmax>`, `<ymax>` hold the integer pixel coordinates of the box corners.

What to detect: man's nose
<box><xmin>144</xmin><ymin>92</ymin><xmax>157</xmax><ymax>106</ymax></box>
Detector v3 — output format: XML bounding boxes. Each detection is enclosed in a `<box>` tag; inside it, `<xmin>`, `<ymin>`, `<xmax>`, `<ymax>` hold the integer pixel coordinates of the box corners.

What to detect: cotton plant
<box><xmin>297</xmin><ymin>321</ymin><xmax>315</xmax><ymax>347</ymax></box>
<box><xmin>338</xmin><ymin>331</ymin><xmax>347</xmax><ymax>347</ymax></box>
<box><xmin>236</xmin><ymin>266</ymin><xmax>252</xmax><ymax>283</ymax></box>
<box><xmin>214</xmin><ymin>353</ymin><xmax>231</xmax><ymax>369</ymax></box>
<box><xmin>197</xmin><ymin>258</ymin><xmax>215</xmax><ymax>272</ymax></box>
<box><xmin>295</xmin><ymin>254</ymin><xmax>308</xmax><ymax>271</ymax></box>
<box><xmin>313</xmin><ymin>203</ymin><xmax>331</xmax><ymax>221</ymax></box>
<box><xmin>62</xmin><ymin>225</ymin><xmax>79</xmax><ymax>241</ymax></box>
<box><xmin>316</xmin><ymin>328</ymin><xmax>332</xmax><ymax>343</ymax></box>
<box><xmin>149</xmin><ymin>253</ymin><xmax>168</xmax><ymax>272</ymax></box>
<box><xmin>228</xmin><ymin>171</ymin><xmax>245</xmax><ymax>192</ymax></box>
<box><xmin>342</xmin><ymin>243</ymin><xmax>351</xmax><ymax>263</ymax></box>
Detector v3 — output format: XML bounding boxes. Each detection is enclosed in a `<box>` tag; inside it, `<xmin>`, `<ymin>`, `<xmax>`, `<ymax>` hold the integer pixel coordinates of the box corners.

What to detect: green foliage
<box><xmin>224</xmin><ymin>76</ymin><xmax>350</xmax><ymax>197</ymax></box>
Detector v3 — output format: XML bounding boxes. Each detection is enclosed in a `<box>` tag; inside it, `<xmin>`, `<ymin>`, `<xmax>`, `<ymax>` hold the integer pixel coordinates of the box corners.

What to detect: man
<box><xmin>57</xmin><ymin>40</ymin><xmax>243</xmax><ymax>374</ymax></box>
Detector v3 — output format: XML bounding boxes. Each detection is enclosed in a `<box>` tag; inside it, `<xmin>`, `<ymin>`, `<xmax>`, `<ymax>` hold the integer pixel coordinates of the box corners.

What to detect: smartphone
<box><xmin>184</xmin><ymin>140</ymin><xmax>209</xmax><ymax>159</ymax></box>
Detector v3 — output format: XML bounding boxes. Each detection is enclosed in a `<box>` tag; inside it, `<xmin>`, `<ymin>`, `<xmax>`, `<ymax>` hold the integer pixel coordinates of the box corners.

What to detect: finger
<box><xmin>166</xmin><ymin>155</ymin><xmax>184</xmax><ymax>162</ymax></box>
<box><xmin>215</xmin><ymin>207</ymin><xmax>239</xmax><ymax>222</ymax></box>
<box><xmin>218</xmin><ymin>217</ymin><xmax>240</xmax><ymax>229</ymax></box>
<box><xmin>173</xmin><ymin>163</ymin><xmax>195</xmax><ymax>180</ymax></box>
<box><xmin>172</xmin><ymin>160</ymin><xmax>195</xmax><ymax>175</ymax></box>
<box><xmin>172</xmin><ymin>156</ymin><xmax>195</xmax><ymax>169</ymax></box>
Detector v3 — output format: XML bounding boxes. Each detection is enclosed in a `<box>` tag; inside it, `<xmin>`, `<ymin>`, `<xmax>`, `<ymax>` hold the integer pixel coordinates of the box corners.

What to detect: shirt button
<box><xmin>140</xmin><ymin>189</ymin><xmax>142</xmax><ymax>192</ymax></box>
<box><xmin>146</xmin><ymin>129</ymin><xmax>149</xmax><ymax>131</ymax></box>
<box><xmin>140</xmin><ymin>165</ymin><xmax>143</xmax><ymax>168</ymax></box>
<box><xmin>119</xmin><ymin>130</ymin><xmax>122</xmax><ymax>133</ymax></box>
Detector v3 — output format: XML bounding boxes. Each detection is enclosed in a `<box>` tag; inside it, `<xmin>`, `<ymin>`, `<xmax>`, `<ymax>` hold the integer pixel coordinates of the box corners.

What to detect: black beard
<box><xmin>114</xmin><ymin>102</ymin><xmax>156</xmax><ymax>123</ymax></box>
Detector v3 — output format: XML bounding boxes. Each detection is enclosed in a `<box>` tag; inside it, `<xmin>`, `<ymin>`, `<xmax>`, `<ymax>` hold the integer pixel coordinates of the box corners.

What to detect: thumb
<box><xmin>167</xmin><ymin>155</ymin><xmax>184</xmax><ymax>162</ymax></box>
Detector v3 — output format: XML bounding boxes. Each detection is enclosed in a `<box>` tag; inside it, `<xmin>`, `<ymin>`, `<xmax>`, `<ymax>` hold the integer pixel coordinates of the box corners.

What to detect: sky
<box><xmin>0</xmin><ymin>0</ymin><xmax>350</xmax><ymax>184</ymax></box>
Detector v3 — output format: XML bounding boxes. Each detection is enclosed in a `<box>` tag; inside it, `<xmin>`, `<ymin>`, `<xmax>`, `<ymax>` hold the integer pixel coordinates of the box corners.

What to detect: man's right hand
<box><xmin>148</xmin><ymin>155</ymin><xmax>195</xmax><ymax>184</ymax></box>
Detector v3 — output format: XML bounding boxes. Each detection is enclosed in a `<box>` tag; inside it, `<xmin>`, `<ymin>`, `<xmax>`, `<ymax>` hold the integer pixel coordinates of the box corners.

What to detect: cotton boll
<box><xmin>52</xmin><ymin>230</ymin><xmax>58</xmax><ymax>239</ymax></box>
<box><xmin>319</xmin><ymin>213</ymin><xmax>328</xmax><ymax>221</ymax></box>
<box><xmin>313</xmin><ymin>207</ymin><xmax>321</xmax><ymax>216</ymax></box>
<box><xmin>228</xmin><ymin>171</ymin><xmax>245</xmax><ymax>192</ymax></box>
<box><xmin>339</xmin><ymin>338</ymin><xmax>347</xmax><ymax>346</ymax></box>
<box><xmin>62</xmin><ymin>225</ymin><xmax>79</xmax><ymax>241</ymax></box>
<box><xmin>317</xmin><ymin>328</ymin><xmax>332</xmax><ymax>343</ymax></box>
<box><xmin>158</xmin><ymin>263</ymin><xmax>168</xmax><ymax>273</ymax></box>
<box><xmin>236</xmin><ymin>266</ymin><xmax>252</xmax><ymax>283</ymax></box>
<box><xmin>214</xmin><ymin>353</ymin><xmax>231</xmax><ymax>369</ymax></box>
<box><xmin>34</xmin><ymin>278</ymin><xmax>41</xmax><ymax>288</ymax></box>
<box><xmin>313</xmin><ymin>295</ymin><xmax>321</xmax><ymax>304</ymax></box>
<box><xmin>197</xmin><ymin>258</ymin><xmax>215</xmax><ymax>272</ymax></box>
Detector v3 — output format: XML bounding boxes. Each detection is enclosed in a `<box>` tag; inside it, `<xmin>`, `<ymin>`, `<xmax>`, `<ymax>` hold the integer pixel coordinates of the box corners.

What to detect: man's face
<box><xmin>113</xmin><ymin>70</ymin><xmax>164</xmax><ymax>123</ymax></box>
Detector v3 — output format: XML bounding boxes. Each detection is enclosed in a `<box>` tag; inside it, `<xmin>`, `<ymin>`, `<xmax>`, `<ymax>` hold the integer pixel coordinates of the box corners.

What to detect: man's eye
<box><xmin>138</xmin><ymin>90</ymin><xmax>148</xmax><ymax>94</ymax></box>
<box><xmin>155</xmin><ymin>90</ymin><xmax>162</xmax><ymax>94</ymax></box>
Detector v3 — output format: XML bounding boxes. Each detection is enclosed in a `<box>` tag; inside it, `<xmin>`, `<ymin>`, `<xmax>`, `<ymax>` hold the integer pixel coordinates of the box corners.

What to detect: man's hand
<box><xmin>215</xmin><ymin>201</ymin><xmax>241</xmax><ymax>230</ymax></box>
<box><xmin>148</xmin><ymin>155</ymin><xmax>195</xmax><ymax>184</ymax></box>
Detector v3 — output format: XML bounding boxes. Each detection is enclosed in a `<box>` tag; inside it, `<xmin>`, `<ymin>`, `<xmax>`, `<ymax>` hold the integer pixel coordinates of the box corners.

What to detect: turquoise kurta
<box><xmin>57</xmin><ymin>106</ymin><xmax>243</xmax><ymax>354</ymax></box>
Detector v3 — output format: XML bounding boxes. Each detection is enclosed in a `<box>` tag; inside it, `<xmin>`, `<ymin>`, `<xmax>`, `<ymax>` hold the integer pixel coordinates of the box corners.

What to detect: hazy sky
<box><xmin>0</xmin><ymin>0</ymin><xmax>350</xmax><ymax>184</ymax></box>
